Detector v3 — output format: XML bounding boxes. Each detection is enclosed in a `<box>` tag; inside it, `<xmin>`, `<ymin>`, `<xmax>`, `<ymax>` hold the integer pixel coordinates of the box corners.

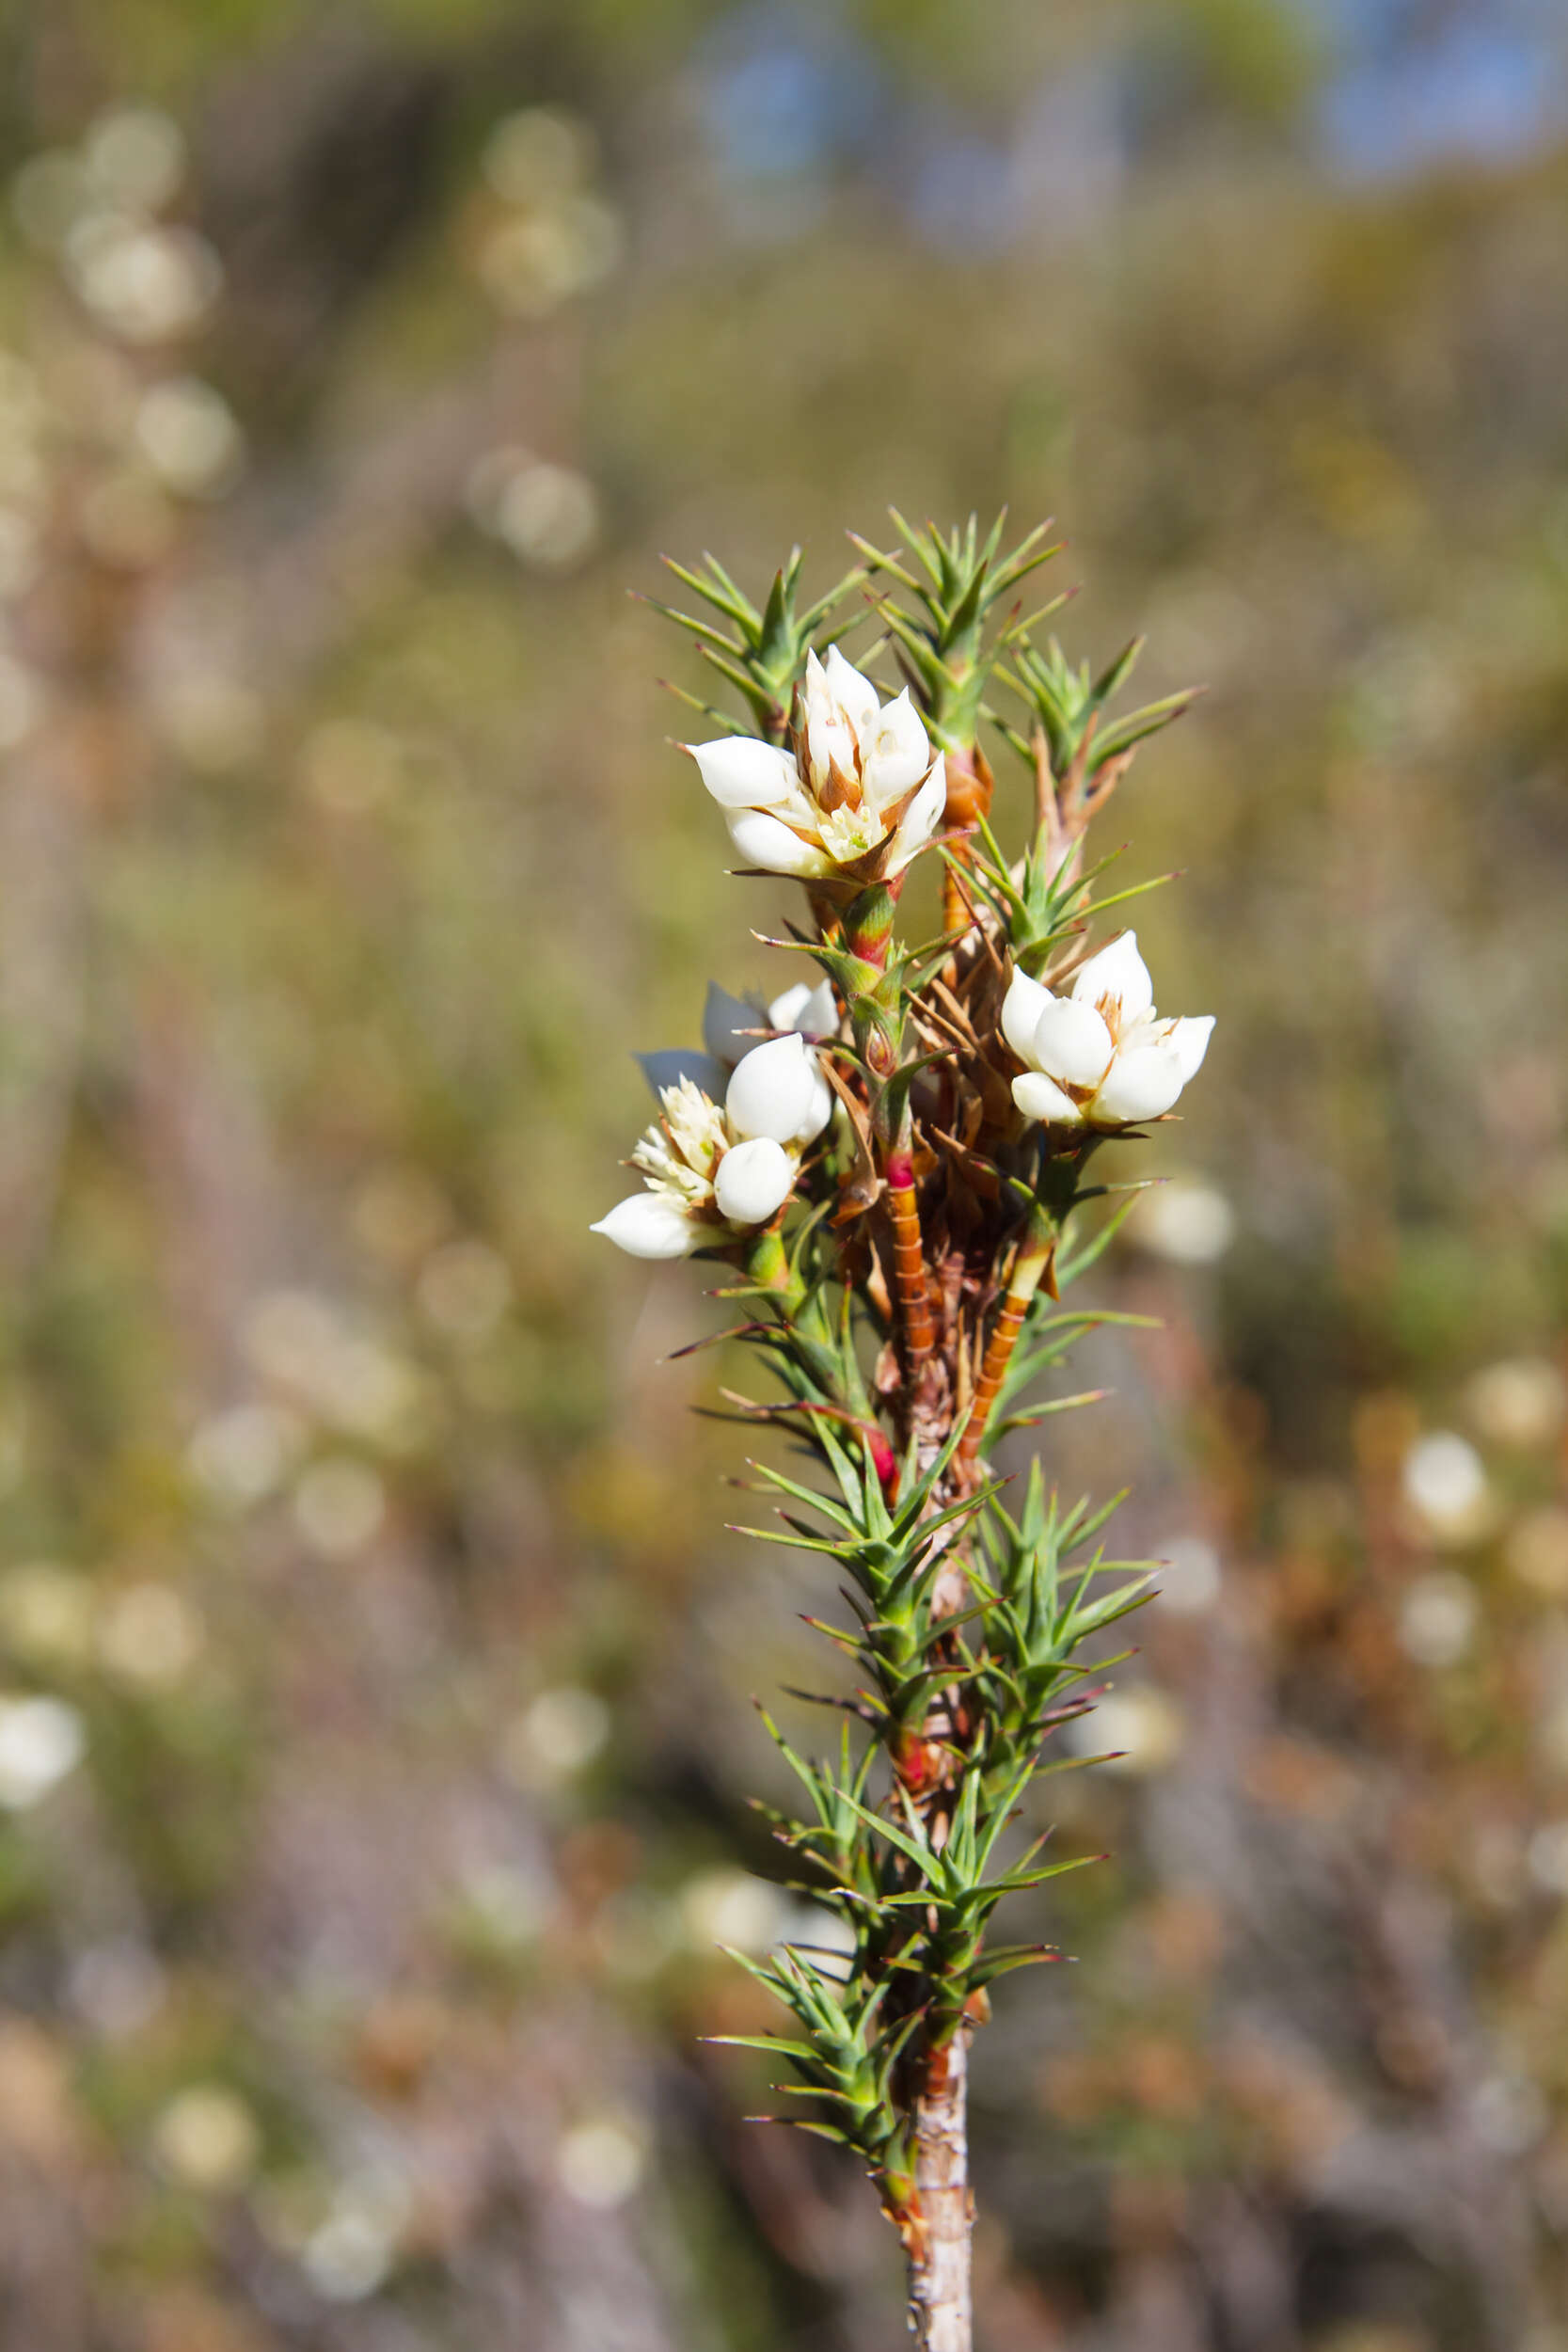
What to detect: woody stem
<box><xmin>907</xmin><ymin>2032</ymin><xmax>973</xmax><ymax>2352</ymax></box>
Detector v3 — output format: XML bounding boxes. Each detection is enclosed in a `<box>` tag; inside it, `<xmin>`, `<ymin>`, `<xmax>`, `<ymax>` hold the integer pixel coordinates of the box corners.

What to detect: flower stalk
<box><xmin>595</xmin><ymin>516</ymin><xmax>1214</xmax><ymax>2350</ymax></box>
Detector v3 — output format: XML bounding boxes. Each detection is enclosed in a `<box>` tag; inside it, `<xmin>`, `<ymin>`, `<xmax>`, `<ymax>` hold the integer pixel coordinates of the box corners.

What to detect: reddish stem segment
<box><xmin>885</xmin><ymin>1152</ymin><xmax>935</xmax><ymax>1375</ymax></box>
<box><xmin>958</xmin><ymin>1234</ymin><xmax>1052</xmax><ymax>1468</ymax></box>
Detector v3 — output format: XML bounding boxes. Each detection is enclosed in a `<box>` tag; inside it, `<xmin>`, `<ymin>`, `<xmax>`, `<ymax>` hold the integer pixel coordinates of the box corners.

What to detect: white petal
<box><xmin>686</xmin><ymin>736</ymin><xmax>802</xmax><ymax>811</ymax></box>
<box><xmin>800</xmin><ymin>646</ymin><xmax>831</xmax><ymax>717</ymax></box>
<box><xmin>822</xmin><ymin>643</ymin><xmax>879</xmax><ymax>733</ymax></box>
<box><xmin>724</xmin><ymin>806</ymin><xmax>832</xmax><ymax>878</ymax></box>
<box><xmin>1001</xmin><ymin>969</ymin><xmax>1053</xmax><ymax>1063</ymax></box>
<box><xmin>590</xmin><ymin>1193</ymin><xmax>702</xmax><ymax>1259</ymax></box>
<box><xmin>800</xmin><ymin>1061</ymin><xmax>834</xmax><ymax>1143</ymax></box>
<box><xmin>1166</xmin><ymin>1014</ymin><xmax>1214</xmax><ymax>1083</ymax></box>
<box><xmin>883</xmin><ymin>758</ymin><xmax>946</xmax><ymax>874</ymax></box>
<box><xmin>768</xmin><ymin>977</ymin><xmax>837</xmax><ymax>1040</ymax></box>
<box><xmin>1070</xmin><ymin>930</ymin><xmax>1154</xmax><ymax>1023</ymax></box>
<box><xmin>1030</xmin><ymin>995</ymin><xmax>1114</xmax><ymax>1089</ymax></box>
<box><xmin>1013</xmin><ymin>1071</ymin><xmax>1084</xmax><ymax>1126</ymax></box>
<box><xmin>805</xmin><ymin>710</ymin><xmax>857</xmax><ymax>795</ymax></box>
<box><xmin>637</xmin><ymin>1047</ymin><xmax>727</xmax><ymax>1100</ymax></box>
<box><xmin>1091</xmin><ymin>1043</ymin><xmax>1185</xmax><ymax>1125</ymax></box>
<box><xmin>863</xmin><ymin>687</ymin><xmax>929</xmax><ymax>804</ymax></box>
<box><xmin>702</xmin><ymin>982</ymin><xmax>765</xmax><ymax>1065</ymax></box>
<box><xmin>725</xmin><ymin>1032</ymin><xmax>817</xmax><ymax>1144</ymax></box>
<box><xmin>714</xmin><ymin>1136</ymin><xmax>794</xmax><ymax>1226</ymax></box>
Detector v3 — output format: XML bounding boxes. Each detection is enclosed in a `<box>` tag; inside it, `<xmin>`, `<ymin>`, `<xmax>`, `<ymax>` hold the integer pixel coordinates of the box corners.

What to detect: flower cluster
<box><xmin>687</xmin><ymin>644</ymin><xmax>945</xmax><ymax>880</ymax></box>
<box><xmin>596</xmin><ymin>643</ymin><xmax>1212</xmax><ymax>1264</ymax></box>
<box><xmin>592</xmin><ymin>1033</ymin><xmax>831</xmax><ymax>1259</ymax></box>
<box><xmin>1002</xmin><ymin>932</ymin><xmax>1212</xmax><ymax>1131</ymax></box>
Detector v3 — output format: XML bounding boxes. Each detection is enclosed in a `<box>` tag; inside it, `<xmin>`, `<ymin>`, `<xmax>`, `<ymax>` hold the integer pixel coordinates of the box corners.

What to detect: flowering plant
<box><xmin>595</xmin><ymin>518</ymin><xmax>1212</xmax><ymax>2350</ymax></box>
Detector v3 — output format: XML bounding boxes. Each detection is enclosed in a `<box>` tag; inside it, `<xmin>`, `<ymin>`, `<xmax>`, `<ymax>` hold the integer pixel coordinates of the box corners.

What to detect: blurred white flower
<box><xmin>457</xmin><ymin>1862</ymin><xmax>550</xmax><ymax>1948</ymax></box>
<box><xmin>1402</xmin><ymin>1431</ymin><xmax>1491</xmax><ymax>1544</ymax></box>
<box><xmin>82</xmin><ymin>106</ymin><xmax>186</xmax><ymax>215</ymax></box>
<box><xmin>151</xmin><ymin>2084</ymin><xmax>260</xmax><ymax>2193</ymax></box>
<box><xmin>688</xmin><ymin>644</ymin><xmax>944</xmax><ymax>881</ymax></box>
<box><xmin>502</xmin><ymin>1686</ymin><xmax>610</xmax><ymax>1786</ymax></box>
<box><xmin>0</xmin><ymin>1694</ymin><xmax>85</xmax><ymax>1808</ymax></box>
<box><xmin>242</xmin><ymin>1291</ymin><xmax>422</xmax><ymax>1446</ymax></box>
<box><xmin>1508</xmin><ymin>1507</ymin><xmax>1568</xmax><ymax>1598</ymax></box>
<box><xmin>1133</xmin><ymin>1176</ymin><xmax>1235</xmax><ymax>1264</ymax></box>
<box><xmin>593</xmin><ymin>1041</ymin><xmax>831</xmax><ymax>1260</ymax></box>
<box><xmin>1527</xmin><ymin>1820</ymin><xmax>1568</xmax><ymax>1895</ymax></box>
<box><xmin>1397</xmin><ymin>1570</ymin><xmax>1478</xmax><ymax>1669</ymax></box>
<box><xmin>467</xmin><ymin>449</ymin><xmax>599</xmax><ymax>567</ymax></box>
<box><xmin>302</xmin><ymin>2170</ymin><xmax>410</xmax><ymax>2302</ymax></box>
<box><xmin>1157</xmin><ymin>1534</ymin><xmax>1223</xmax><ymax>1615</ymax></box>
<box><xmin>556</xmin><ymin>2117</ymin><xmax>644</xmax><ymax>2209</ymax></box>
<box><xmin>64</xmin><ymin>216</ymin><xmax>222</xmax><ymax>343</ymax></box>
<box><xmin>778</xmin><ymin>1897</ymin><xmax>857</xmax><ymax>1982</ymax></box>
<box><xmin>0</xmin><ymin>1565</ymin><xmax>94</xmax><ymax>1666</ymax></box>
<box><xmin>97</xmin><ymin>1583</ymin><xmax>204</xmax><ymax>1691</ymax></box>
<box><xmin>1466</xmin><ymin>1357</ymin><xmax>1566</xmax><ymax>1451</ymax></box>
<box><xmin>187</xmin><ymin>1400</ymin><xmax>305</xmax><ymax>1510</ymax></box>
<box><xmin>476</xmin><ymin>202</ymin><xmax>622</xmax><ymax>315</ymax></box>
<box><xmin>153</xmin><ymin>672</ymin><xmax>264</xmax><ymax>771</ymax></box>
<box><xmin>1064</xmin><ymin>1686</ymin><xmax>1185</xmax><ymax>1776</ymax></box>
<box><xmin>680</xmin><ymin>1867</ymin><xmax>788</xmax><ymax>1954</ymax></box>
<box><xmin>11</xmin><ymin>151</ymin><xmax>89</xmax><ymax>250</ymax></box>
<box><xmin>1004</xmin><ymin>935</ymin><xmax>1213</xmax><ymax>1131</ymax></box>
<box><xmin>293</xmin><ymin>1458</ymin><xmax>386</xmax><ymax>1558</ymax></box>
<box><xmin>1469</xmin><ymin>2073</ymin><xmax>1548</xmax><ymax>2155</ymax></box>
<box><xmin>483</xmin><ymin>107</ymin><xmax>595</xmax><ymax>203</ymax></box>
<box><xmin>135</xmin><ymin>377</ymin><xmax>244</xmax><ymax>498</ymax></box>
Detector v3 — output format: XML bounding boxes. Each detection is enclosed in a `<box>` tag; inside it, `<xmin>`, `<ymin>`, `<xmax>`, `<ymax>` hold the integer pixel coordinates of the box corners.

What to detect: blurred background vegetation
<box><xmin>0</xmin><ymin>1</ymin><xmax>1567</xmax><ymax>2346</ymax></box>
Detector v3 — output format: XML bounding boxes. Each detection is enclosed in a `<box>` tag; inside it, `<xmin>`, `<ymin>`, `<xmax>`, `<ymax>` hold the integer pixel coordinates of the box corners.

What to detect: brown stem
<box><xmin>958</xmin><ymin>1233</ymin><xmax>1053</xmax><ymax>1470</ymax></box>
<box><xmin>885</xmin><ymin>1152</ymin><xmax>935</xmax><ymax>1375</ymax></box>
<box><xmin>907</xmin><ymin>2031</ymin><xmax>973</xmax><ymax>2350</ymax></box>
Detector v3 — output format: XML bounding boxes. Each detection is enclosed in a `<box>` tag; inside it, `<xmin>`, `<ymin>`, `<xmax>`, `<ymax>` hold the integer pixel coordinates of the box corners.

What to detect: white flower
<box><xmin>592</xmin><ymin>1041</ymin><xmax>831</xmax><ymax>1261</ymax></box>
<box><xmin>1003</xmin><ymin>932</ymin><xmax>1213</xmax><ymax>1131</ymax></box>
<box><xmin>636</xmin><ymin>977</ymin><xmax>837</xmax><ymax>1135</ymax></box>
<box><xmin>686</xmin><ymin>644</ymin><xmax>946</xmax><ymax>880</ymax></box>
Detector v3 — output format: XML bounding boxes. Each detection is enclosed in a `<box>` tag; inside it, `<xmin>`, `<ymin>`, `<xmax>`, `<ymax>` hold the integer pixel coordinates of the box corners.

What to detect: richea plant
<box><xmin>592</xmin><ymin>516</ymin><xmax>1213</xmax><ymax>2350</ymax></box>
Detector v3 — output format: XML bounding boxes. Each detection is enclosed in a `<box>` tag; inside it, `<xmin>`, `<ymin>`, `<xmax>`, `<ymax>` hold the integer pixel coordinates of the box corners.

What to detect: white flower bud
<box><xmin>714</xmin><ymin>1136</ymin><xmax>793</xmax><ymax>1226</ymax></box>
<box><xmin>725</xmin><ymin>1033</ymin><xmax>824</xmax><ymax>1146</ymax></box>
<box><xmin>590</xmin><ymin>1194</ymin><xmax>704</xmax><ymax>1260</ymax></box>
<box><xmin>1070</xmin><ymin>931</ymin><xmax>1155</xmax><ymax>1023</ymax></box>
<box><xmin>768</xmin><ymin>977</ymin><xmax>837</xmax><ymax>1039</ymax></box>
<box><xmin>685</xmin><ymin>736</ymin><xmax>801</xmax><ymax>810</ymax></box>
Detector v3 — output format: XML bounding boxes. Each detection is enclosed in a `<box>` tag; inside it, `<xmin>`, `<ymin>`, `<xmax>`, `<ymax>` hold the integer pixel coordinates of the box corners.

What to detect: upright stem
<box><xmin>909</xmin><ymin>2033</ymin><xmax>973</xmax><ymax>2351</ymax></box>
